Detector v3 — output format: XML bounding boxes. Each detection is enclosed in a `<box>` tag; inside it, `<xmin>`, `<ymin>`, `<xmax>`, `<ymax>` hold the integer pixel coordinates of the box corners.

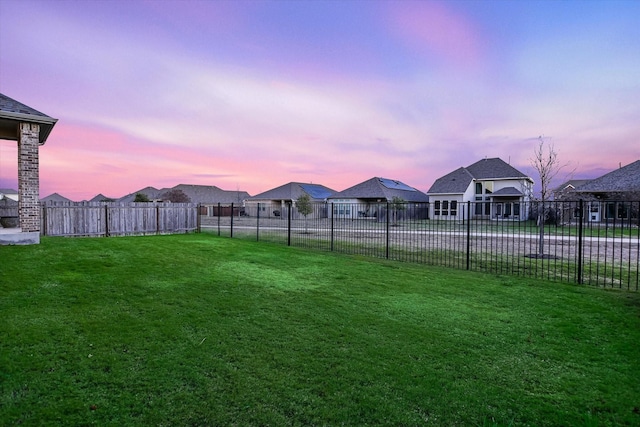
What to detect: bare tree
<box><xmin>530</xmin><ymin>136</ymin><xmax>565</xmax><ymax>202</ymax></box>
<box><xmin>529</xmin><ymin>136</ymin><xmax>567</xmax><ymax>257</ymax></box>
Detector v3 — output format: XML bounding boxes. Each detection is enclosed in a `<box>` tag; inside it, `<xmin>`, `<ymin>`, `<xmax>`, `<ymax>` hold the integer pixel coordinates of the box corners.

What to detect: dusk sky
<box><xmin>1</xmin><ymin>0</ymin><xmax>639</xmax><ymax>201</ymax></box>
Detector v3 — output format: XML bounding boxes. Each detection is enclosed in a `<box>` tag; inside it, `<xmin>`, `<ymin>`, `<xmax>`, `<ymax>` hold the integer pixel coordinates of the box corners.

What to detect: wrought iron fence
<box><xmin>199</xmin><ymin>200</ymin><xmax>640</xmax><ymax>290</ymax></box>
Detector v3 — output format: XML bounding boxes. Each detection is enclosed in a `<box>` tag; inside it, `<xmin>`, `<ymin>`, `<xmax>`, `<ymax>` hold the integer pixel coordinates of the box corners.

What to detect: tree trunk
<box><xmin>538</xmin><ymin>213</ymin><xmax>545</xmax><ymax>256</ymax></box>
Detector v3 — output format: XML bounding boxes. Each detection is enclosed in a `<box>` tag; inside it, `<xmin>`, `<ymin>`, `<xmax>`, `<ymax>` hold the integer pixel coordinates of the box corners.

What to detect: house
<box><xmin>118</xmin><ymin>184</ymin><xmax>249</xmax><ymax>204</ymax></box>
<box><xmin>427</xmin><ymin>158</ymin><xmax>533</xmax><ymax>220</ymax></box>
<box><xmin>552</xmin><ymin>179</ymin><xmax>592</xmax><ymax>201</ymax></box>
<box><xmin>0</xmin><ymin>93</ymin><xmax>57</xmax><ymax>244</ymax></box>
<box><xmin>89</xmin><ymin>193</ymin><xmax>116</xmax><ymax>202</ymax></box>
<box><xmin>245</xmin><ymin>182</ymin><xmax>336</xmax><ymax>219</ymax></box>
<box><xmin>0</xmin><ymin>188</ymin><xmax>19</xmax><ymax>203</ymax></box>
<box><xmin>41</xmin><ymin>193</ymin><xmax>73</xmax><ymax>203</ymax></box>
<box><xmin>574</xmin><ymin>160</ymin><xmax>640</xmax><ymax>222</ymax></box>
<box><xmin>327</xmin><ymin>177</ymin><xmax>429</xmax><ymax>220</ymax></box>
<box><xmin>0</xmin><ymin>188</ymin><xmax>19</xmax><ymax>228</ymax></box>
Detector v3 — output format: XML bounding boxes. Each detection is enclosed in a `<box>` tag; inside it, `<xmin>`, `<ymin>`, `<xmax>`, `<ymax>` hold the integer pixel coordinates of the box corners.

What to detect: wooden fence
<box><xmin>41</xmin><ymin>202</ymin><xmax>198</xmax><ymax>237</ymax></box>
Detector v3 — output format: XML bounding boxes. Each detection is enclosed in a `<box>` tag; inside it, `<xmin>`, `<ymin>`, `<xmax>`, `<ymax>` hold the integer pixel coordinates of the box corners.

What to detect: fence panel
<box><xmin>42</xmin><ymin>201</ymin><xmax>197</xmax><ymax>237</ymax></box>
<box><xmin>199</xmin><ymin>200</ymin><xmax>639</xmax><ymax>290</ymax></box>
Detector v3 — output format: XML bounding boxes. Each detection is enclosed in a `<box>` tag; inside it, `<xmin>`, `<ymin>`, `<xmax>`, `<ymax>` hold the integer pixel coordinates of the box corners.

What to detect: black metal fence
<box><xmin>199</xmin><ymin>200</ymin><xmax>640</xmax><ymax>291</ymax></box>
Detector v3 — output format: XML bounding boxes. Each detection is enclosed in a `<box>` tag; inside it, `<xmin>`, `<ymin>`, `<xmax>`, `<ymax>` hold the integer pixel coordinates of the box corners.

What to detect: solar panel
<box><xmin>300</xmin><ymin>184</ymin><xmax>333</xmax><ymax>199</ymax></box>
<box><xmin>378</xmin><ymin>178</ymin><xmax>416</xmax><ymax>192</ymax></box>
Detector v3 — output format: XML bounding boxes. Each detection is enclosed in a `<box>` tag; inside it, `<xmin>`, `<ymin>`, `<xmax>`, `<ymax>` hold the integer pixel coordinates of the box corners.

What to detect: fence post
<box><xmin>466</xmin><ymin>201</ymin><xmax>471</xmax><ymax>270</ymax></box>
<box><xmin>105</xmin><ymin>204</ymin><xmax>110</xmax><ymax>237</ymax></box>
<box><xmin>256</xmin><ymin>202</ymin><xmax>260</xmax><ymax>241</ymax></box>
<box><xmin>41</xmin><ymin>204</ymin><xmax>47</xmax><ymax>236</ymax></box>
<box><xmin>386</xmin><ymin>202</ymin><xmax>390</xmax><ymax>259</ymax></box>
<box><xmin>156</xmin><ymin>204</ymin><xmax>160</xmax><ymax>234</ymax></box>
<box><xmin>217</xmin><ymin>202</ymin><xmax>221</xmax><ymax>236</ymax></box>
<box><xmin>287</xmin><ymin>202</ymin><xmax>292</xmax><ymax>246</ymax></box>
<box><xmin>230</xmin><ymin>203</ymin><xmax>234</xmax><ymax>238</ymax></box>
<box><xmin>330</xmin><ymin>202</ymin><xmax>334</xmax><ymax>251</ymax></box>
<box><xmin>196</xmin><ymin>204</ymin><xmax>201</xmax><ymax>233</ymax></box>
<box><xmin>577</xmin><ymin>199</ymin><xmax>584</xmax><ymax>284</ymax></box>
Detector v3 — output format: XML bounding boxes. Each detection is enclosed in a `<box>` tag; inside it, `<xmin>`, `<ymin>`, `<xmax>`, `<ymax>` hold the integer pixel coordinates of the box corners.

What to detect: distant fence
<box><xmin>200</xmin><ymin>200</ymin><xmax>640</xmax><ymax>290</ymax></box>
<box><xmin>41</xmin><ymin>202</ymin><xmax>198</xmax><ymax>237</ymax></box>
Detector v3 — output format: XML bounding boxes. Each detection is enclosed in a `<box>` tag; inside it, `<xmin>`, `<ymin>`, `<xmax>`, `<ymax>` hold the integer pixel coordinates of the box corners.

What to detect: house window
<box><xmin>434</xmin><ymin>201</ymin><xmax>441</xmax><ymax>216</ymax></box>
<box><xmin>475</xmin><ymin>202</ymin><xmax>482</xmax><ymax>215</ymax></box>
<box><xmin>485</xmin><ymin>202</ymin><xmax>491</xmax><ymax>216</ymax></box>
<box><xmin>514</xmin><ymin>203</ymin><xmax>520</xmax><ymax>217</ymax></box>
<box><xmin>475</xmin><ymin>183</ymin><xmax>482</xmax><ymax>194</ymax></box>
<box><xmin>603</xmin><ymin>202</ymin><xmax>631</xmax><ymax>220</ymax></box>
<box><xmin>606</xmin><ymin>202</ymin><xmax>615</xmax><ymax>219</ymax></box>
<box><xmin>451</xmin><ymin>201</ymin><xmax>457</xmax><ymax>216</ymax></box>
<box><xmin>442</xmin><ymin>201</ymin><xmax>449</xmax><ymax>216</ymax></box>
<box><xmin>504</xmin><ymin>203</ymin><xmax>512</xmax><ymax>216</ymax></box>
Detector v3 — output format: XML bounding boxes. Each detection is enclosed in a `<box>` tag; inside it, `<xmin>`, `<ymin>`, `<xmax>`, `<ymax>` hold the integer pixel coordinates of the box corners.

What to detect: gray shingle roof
<box><xmin>426</xmin><ymin>167</ymin><xmax>474</xmax><ymax>194</ymax></box>
<box><xmin>576</xmin><ymin>160</ymin><xmax>640</xmax><ymax>193</ymax></box>
<box><xmin>0</xmin><ymin>93</ymin><xmax>50</xmax><ymax>117</ymax></box>
<box><xmin>41</xmin><ymin>193</ymin><xmax>73</xmax><ymax>203</ymax></box>
<box><xmin>249</xmin><ymin>182</ymin><xmax>336</xmax><ymax>202</ymax></box>
<box><xmin>328</xmin><ymin>177</ymin><xmax>429</xmax><ymax>202</ymax></box>
<box><xmin>554</xmin><ymin>179</ymin><xmax>591</xmax><ymax>192</ymax></box>
<box><xmin>428</xmin><ymin>158</ymin><xmax>530</xmax><ymax>194</ymax></box>
<box><xmin>0</xmin><ymin>93</ymin><xmax>57</xmax><ymax>144</ymax></box>
<box><xmin>466</xmin><ymin>157</ymin><xmax>528</xmax><ymax>179</ymax></box>
<box><xmin>491</xmin><ymin>187</ymin><xmax>523</xmax><ymax>196</ymax></box>
<box><xmin>117</xmin><ymin>184</ymin><xmax>250</xmax><ymax>204</ymax></box>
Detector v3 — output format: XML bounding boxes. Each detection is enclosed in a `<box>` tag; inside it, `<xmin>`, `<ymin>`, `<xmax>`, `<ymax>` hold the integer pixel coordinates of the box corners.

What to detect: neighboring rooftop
<box><xmin>41</xmin><ymin>193</ymin><xmax>73</xmax><ymax>203</ymax></box>
<box><xmin>576</xmin><ymin>160</ymin><xmax>640</xmax><ymax>193</ymax></box>
<box><xmin>249</xmin><ymin>182</ymin><xmax>335</xmax><ymax>202</ymax></box>
<box><xmin>329</xmin><ymin>177</ymin><xmax>429</xmax><ymax>202</ymax></box>
<box><xmin>118</xmin><ymin>184</ymin><xmax>250</xmax><ymax>204</ymax></box>
<box><xmin>428</xmin><ymin>157</ymin><xmax>531</xmax><ymax>194</ymax></box>
<box><xmin>554</xmin><ymin>179</ymin><xmax>592</xmax><ymax>192</ymax></box>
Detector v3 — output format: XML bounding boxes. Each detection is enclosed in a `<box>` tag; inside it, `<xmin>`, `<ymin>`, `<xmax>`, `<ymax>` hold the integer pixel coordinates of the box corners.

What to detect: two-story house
<box><xmin>427</xmin><ymin>158</ymin><xmax>533</xmax><ymax>220</ymax></box>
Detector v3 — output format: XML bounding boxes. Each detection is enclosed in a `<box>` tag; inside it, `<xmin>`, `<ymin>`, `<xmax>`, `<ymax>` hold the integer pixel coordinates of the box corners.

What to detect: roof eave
<box><xmin>0</xmin><ymin>111</ymin><xmax>58</xmax><ymax>145</ymax></box>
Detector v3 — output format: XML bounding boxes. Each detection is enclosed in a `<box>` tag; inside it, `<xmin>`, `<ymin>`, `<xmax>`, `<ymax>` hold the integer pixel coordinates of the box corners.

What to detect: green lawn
<box><xmin>1</xmin><ymin>235</ymin><xmax>639</xmax><ymax>426</ymax></box>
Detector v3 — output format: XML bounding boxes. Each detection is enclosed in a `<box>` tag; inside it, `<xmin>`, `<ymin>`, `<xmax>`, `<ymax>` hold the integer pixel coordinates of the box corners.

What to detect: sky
<box><xmin>1</xmin><ymin>0</ymin><xmax>639</xmax><ymax>201</ymax></box>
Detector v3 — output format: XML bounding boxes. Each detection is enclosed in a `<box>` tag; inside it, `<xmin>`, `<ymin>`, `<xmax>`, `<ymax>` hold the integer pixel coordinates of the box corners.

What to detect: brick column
<box><xmin>18</xmin><ymin>123</ymin><xmax>41</xmax><ymax>232</ymax></box>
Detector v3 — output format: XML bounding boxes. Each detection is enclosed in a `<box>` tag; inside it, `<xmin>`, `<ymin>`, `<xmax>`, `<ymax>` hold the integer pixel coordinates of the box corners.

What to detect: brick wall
<box><xmin>18</xmin><ymin>123</ymin><xmax>40</xmax><ymax>232</ymax></box>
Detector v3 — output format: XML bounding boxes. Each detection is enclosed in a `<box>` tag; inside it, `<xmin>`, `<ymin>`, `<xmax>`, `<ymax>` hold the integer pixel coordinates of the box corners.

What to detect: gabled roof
<box><xmin>41</xmin><ymin>193</ymin><xmax>73</xmax><ymax>203</ymax></box>
<box><xmin>172</xmin><ymin>184</ymin><xmax>250</xmax><ymax>204</ymax></box>
<box><xmin>466</xmin><ymin>157</ymin><xmax>529</xmax><ymax>180</ymax></box>
<box><xmin>576</xmin><ymin>160</ymin><xmax>640</xmax><ymax>193</ymax></box>
<box><xmin>249</xmin><ymin>182</ymin><xmax>335</xmax><ymax>202</ymax></box>
<box><xmin>491</xmin><ymin>187</ymin><xmax>523</xmax><ymax>197</ymax></box>
<box><xmin>426</xmin><ymin>167</ymin><xmax>474</xmax><ymax>194</ymax></box>
<box><xmin>0</xmin><ymin>188</ymin><xmax>19</xmax><ymax>202</ymax></box>
<box><xmin>428</xmin><ymin>157</ymin><xmax>531</xmax><ymax>194</ymax></box>
<box><xmin>554</xmin><ymin>179</ymin><xmax>591</xmax><ymax>192</ymax></box>
<box><xmin>118</xmin><ymin>184</ymin><xmax>250</xmax><ymax>204</ymax></box>
<box><xmin>0</xmin><ymin>93</ymin><xmax>58</xmax><ymax>144</ymax></box>
<box><xmin>328</xmin><ymin>177</ymin><xmax>429</xmax><ymax>202</ymax></box>
<box><xmin>118</xmin><ymin>186</ymin><xmax>161</xmax><ymax>202</ymax></box>
<box><xmin>89</xmin><ymin>193</ymin><xmax>116</xmax><ymax>202</ymax></box>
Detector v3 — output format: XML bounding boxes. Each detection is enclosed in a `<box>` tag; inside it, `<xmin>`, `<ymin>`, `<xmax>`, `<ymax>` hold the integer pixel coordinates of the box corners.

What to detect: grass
<box><xmin>1</xmin><ymin>234</ymin><xmax>640</xmax><ymax>426</ymax></box>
